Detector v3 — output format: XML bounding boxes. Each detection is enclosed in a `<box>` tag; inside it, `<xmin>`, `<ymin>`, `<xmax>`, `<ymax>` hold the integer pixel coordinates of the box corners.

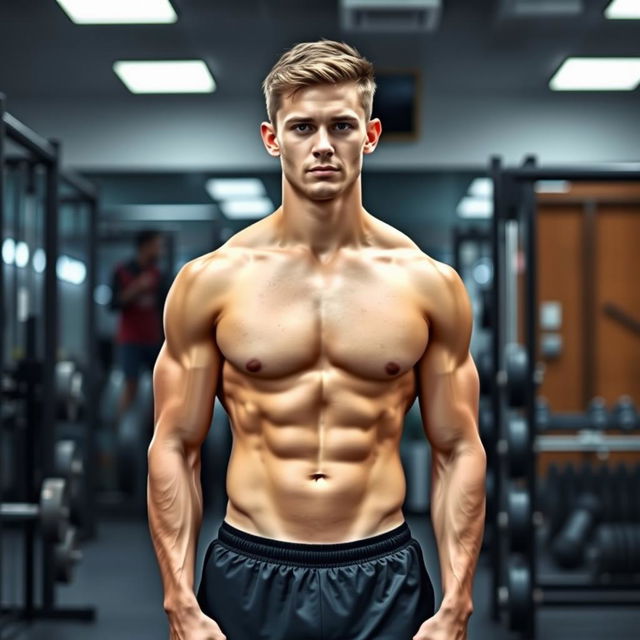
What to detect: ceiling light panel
<box><xmin>219</xmin><ymin>198</ymin><xmax>275</xmax><ymax>219</ymax></box>
<box><xmin>56</xmin><ymin>0</ymin><xmax>177</xmax><ymax>24</ymax></box>
<box><xmin>113</xmin><ymin>60</ymin><xmax>216</xmax><ymax>94</ymax></box>
<box><xmin>549</xmin><ymin>58</ymin><xmax>640</xmax><ymax>91</ymax></box>
<box><xmin>205</xmin><ymin>179</ymin><xmax>266</xmax><ymax>201</ymax></box>
<box><xmin>605</xmin><ymin>0</ymin><xmax>640</xmax><ymax>19</ymax></box>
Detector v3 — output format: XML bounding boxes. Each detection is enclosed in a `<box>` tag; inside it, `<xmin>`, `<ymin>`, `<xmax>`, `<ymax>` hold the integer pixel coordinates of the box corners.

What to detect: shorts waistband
<box><xmin>217</xmin><ymin>520</ymin><xmax>412</xmax><ymax>567</ymax></box>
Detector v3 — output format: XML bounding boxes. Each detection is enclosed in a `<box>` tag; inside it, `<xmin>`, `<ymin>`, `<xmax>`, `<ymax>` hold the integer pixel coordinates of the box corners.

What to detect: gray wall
<box><xmin>7</xmin><ymin>89</ymin><xmax>640</xmax><ymax>173</ymax></box>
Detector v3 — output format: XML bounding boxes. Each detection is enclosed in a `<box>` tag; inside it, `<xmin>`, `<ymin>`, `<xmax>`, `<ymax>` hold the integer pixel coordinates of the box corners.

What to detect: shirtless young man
<box><xmin>147</xmin><ymin>39</ymin><xmax>486</xmax><ymax>640</ymax></box>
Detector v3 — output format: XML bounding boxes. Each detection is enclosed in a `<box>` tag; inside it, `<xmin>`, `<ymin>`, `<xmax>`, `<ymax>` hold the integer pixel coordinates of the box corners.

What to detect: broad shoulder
<box><xmin>167</xmin><ymin>248</ymin><xmax>243</xmax><ymax>326</ymax></box>
<box><xmin>409</xmin><ymin>256</ymin><xmax>472</xmax><ymax>354</ymax></box>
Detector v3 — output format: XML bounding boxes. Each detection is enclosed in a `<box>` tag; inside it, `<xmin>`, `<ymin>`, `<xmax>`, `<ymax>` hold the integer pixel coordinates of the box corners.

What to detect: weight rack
<box><xmin>488</xmin><ymin>155</ymin><xmax>640</xmax><ymax>638</ymax></box>
<box><xmin>0</xmin><ymin>94</ymin><xmax>97</xmax><ymax>634</ymax></box>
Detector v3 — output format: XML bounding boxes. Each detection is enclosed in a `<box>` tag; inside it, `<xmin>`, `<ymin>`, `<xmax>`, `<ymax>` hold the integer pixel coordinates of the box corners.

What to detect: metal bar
<box><xmin>41</xmin><ymin>139</ymin><xmax>60</xmax><ymax>609</ymax></box>
<box><xmin>536</xmin><ymin>434</ymin><xmax>640</xmax><ymax>452</ymax></box>
<box><xmin>85</xmin><ymin>196</ymin><xmax>98</xmax><ymax>538</ymax></box>
<box><xmin>0</xmin><ymin>92</ymin><xmax>5</xmax><ymax>622</ymax></box>
<box><xmin>60</xmin><ymin>170</ymin><xmax>97</xmax><ymax>200</ymax></box>
<box><xmin>489</xmin><ymin>155</ymin><xmax>504</xmax><ymax>621</ymax></box>
<box><xmin>522</xmin><ymin>156</ymin><xmax>539</xmax><ymax>640</ymax></box>
<box><xmin>2</xmin><ymin>113</ymin><xmax>56</xmax><ymax>162</ymax></box>
<box><xmin>509</xmin><ymin>165</ymin><xmax>640</xmax><ymax>181</ymax></box>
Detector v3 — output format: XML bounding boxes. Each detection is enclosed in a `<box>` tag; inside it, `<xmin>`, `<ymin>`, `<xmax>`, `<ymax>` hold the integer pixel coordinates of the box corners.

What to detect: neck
<box><xmin>275</xmin><ymin>175</ymin><xmax>372</xmax><ymax>260</ymax></box>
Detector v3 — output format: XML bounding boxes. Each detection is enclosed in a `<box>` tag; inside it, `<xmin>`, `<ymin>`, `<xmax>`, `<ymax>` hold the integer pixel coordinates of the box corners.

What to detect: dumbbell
<box><xmin>611</xmin><ymin>396</ymin><xmax>639</xmax><ymax>432</ymax></box>
<box><xmin>587</xmin><ymin>523</ymin><xmax>640</xmax><ymax>575</ymax></box>
<box><xmin>551</xmin><ymin>492</ymin><xmax>601</xmax><ymax>569</ymax></box>
<box><xmin>536</xmin><ymin>396</ymin><xmax>610</xmax><ymax>431</ymax></box>
<box><xmin>0</xmin><ymin>477</ymin><xmax>71</xmax><ymax>543</ymax></box>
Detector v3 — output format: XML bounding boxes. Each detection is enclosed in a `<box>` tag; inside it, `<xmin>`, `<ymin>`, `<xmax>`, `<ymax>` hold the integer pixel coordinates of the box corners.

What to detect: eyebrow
<box><xmin>284</xmin><ymin>115</ymin><xmax>359</xmax><ymax>125</ymax></box>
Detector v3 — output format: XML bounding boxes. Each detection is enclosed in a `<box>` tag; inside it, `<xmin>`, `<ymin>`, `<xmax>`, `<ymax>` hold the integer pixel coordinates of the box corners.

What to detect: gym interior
<box><xmin>1</xmin><ymin>1</ymin><xmax>640</xmax><ymax>639</ymax></box>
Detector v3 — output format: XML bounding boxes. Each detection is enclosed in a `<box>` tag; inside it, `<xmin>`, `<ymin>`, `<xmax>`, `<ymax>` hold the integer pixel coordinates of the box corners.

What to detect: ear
<box><xmin>363</xmin><ymin>117</ymin><xmax>382</xmax><ymax>155</ymax></box>
<box><xmin>260</xmin><ymin>121</ymin><xmax>280</xmax><ymax>157</ymax></box>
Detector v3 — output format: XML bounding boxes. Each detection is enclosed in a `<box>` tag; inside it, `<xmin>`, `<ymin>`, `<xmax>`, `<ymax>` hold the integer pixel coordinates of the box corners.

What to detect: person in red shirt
<box><xmin>110</xmin><ymin>230</ymin><xmax>168</xmax><ymax>419</ymax></box>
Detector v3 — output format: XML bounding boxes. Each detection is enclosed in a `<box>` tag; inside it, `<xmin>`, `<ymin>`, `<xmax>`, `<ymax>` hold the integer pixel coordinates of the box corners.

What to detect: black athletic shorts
<box><xmin>196</xmin><ymin>519</ymin><xmax>436</xmax><ymax>640</ymax></box>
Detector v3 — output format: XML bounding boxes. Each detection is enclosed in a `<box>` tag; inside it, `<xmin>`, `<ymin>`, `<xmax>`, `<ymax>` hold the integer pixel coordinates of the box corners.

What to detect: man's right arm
<box><xmin>147</xmin><ymin>253</ymin><xmax>228</xmax><ymax>638</ymax></box>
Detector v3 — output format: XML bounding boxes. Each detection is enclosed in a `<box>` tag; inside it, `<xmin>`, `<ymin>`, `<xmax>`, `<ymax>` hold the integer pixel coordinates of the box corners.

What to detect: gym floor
<box><xmin>3</xmin><ymin>508</ymin><xmax>637</xmax><ymax>640</ymax></box>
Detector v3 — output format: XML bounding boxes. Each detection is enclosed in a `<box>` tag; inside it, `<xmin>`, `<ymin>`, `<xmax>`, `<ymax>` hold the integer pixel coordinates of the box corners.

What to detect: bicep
<box><xmin>416</xmin><ymin>263</ymin><xmax>481</xmax><ymax>454</ymax></box>
<box><xmin>416</xmin><ymin>345</ymin><xmax>480</xmax><ymax>454</ymax></box>
<box><xmin>150</xmin><ymin>261</ymin><xmax>223</xmax><ymax>451</ymax></box>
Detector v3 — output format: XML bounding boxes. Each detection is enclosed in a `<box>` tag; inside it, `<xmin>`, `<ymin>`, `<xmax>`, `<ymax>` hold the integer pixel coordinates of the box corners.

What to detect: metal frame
<box><xmin>1</xmin><ymin>99</ymin><xmax>97</xmax><ymax>629</ymax></box>
<box><xmin>490</xmin><ymin>155</ymin><xmax>640</xmax><ymax>638</ymax></box>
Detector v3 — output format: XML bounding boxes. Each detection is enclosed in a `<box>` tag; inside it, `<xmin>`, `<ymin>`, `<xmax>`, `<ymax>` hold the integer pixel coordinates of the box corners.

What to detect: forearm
<box><xmin>430</xmin><ymin>441</ymin><xmax>486</xmax><ymax>613</ymax></box>
<box><xmin>147</xmin><ymin>436</ymin><xmax>203</xmax><ymax>614</ymax></box>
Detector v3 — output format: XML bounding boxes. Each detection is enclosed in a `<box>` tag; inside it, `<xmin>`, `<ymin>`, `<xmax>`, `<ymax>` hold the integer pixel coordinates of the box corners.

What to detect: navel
<box><xmin>385</xmin><ymin>361</ymin><xmax>401</xmax><ymax>375</ymax></box>
<box><xmin>245</xmin><ymin>358</ymin><xmax>262</xmax><ymax>372</ymax></box>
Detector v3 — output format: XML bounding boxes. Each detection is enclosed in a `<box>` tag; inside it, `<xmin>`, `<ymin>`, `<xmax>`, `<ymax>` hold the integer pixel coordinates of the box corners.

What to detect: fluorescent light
<box><xmin>113</xmin><ymin>60</ymin><xmax>216</xmax><ymax>94</ymax></box>
<box><xmin>605</xmin><ymin>0</ymin><xmax>640</xmax><ymax>19</ymax></box>
<box><xmin>550</xmin><ymin>57</ymin><xmax>640</xmax><ymax>91</ymax></box>
<box><xmin>535</xmin><ymin>180</ymin><xmax>571</xmax><ymax>193</ymax></box>
<box><xmin>15</xmin><ymin>242</ymin><xmax>29</xmax><ymax>268</ymax></box>
<box><xmin>2</xmin><ymin>238</ymin><xmax>15</xmax><ymax>264</ymax></box>
<box><xmin>219</xmin><ymin>198</ymin><xmax>275</xmax><ymax>219</ymax></box>
<box><xmin>205</xmin><ymin>179</ymin><xmax>266</xmax><ymax>200</ymax></box>
<box><xmin>57</xmin><ymin>255</ymin><xmax>86</xmax><ymax>285</ymax></box>
<box><xmin>33</xmin><ymin>248</ymin><xmax>46</xmax><ymax>273</ymax></box>
<box><xmin>56</xmin><ymin>0</ymin><xmax>177</xmax><ymax>24</ymax></box>
<box><xmin>468</xmin><ymin>178</ymin><xmax>493</xmax><ymax>199</ymax></box>
<box><xmin>456</xmin><ymin>197</ymin><xmax>493</xmax><ymax>219</ymax></box>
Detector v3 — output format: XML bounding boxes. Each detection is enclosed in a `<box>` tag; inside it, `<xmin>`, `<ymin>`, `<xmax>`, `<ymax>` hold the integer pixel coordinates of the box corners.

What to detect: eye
<box><xmin>335</xmin><ymin>122</ymin><xmax>353</xmax><ymax>131</ymax></box>
<box><xmin>293</xmin><ymin>123</ymin><xmax>311</xmax><ymax>132</ymax></box>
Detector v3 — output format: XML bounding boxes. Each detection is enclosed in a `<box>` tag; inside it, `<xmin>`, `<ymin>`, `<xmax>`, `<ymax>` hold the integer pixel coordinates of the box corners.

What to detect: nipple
<box><xmin>385</xmin><ymin>361</ymin><xmax>400</xmax><ymax>375</ymax></box>
<box><xmin>246</xmin><ymin>358</ymin><xmax>262</xmax><ymax>372</ymax></box>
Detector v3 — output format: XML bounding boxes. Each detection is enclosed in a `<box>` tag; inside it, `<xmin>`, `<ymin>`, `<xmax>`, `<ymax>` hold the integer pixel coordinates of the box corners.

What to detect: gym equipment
<box><xmin>53</xmin><ymin>526</ymin><xmax>83</xmax><ymax>583</ymax></box>
<box><xmin>536</xmin><ymin>396</ymin><xmax>612</xmax><ymax>431</ymax></box>
<box><xmin>550</xmin><ymin>492</ymin><xmax>601</xmax><ymax>569</ymax></box>
<box><xmin>611</xmin><ymin>395</ymin><xmax>639</xmax><ymax>432</ymax></box>
<box><xmin>0</xmin><ymin>477</ymin><xmax>70</xmax><ymax>543</ymax></box>
<box><xmin>505</xmin><ymin>343</ymin><xmax>528</xmax><ymax>408</ymax></box>
<box><xmin>489</xmin><ymin>156</ymin><xmax>640</xmax><ymax>637</ymax></box>
<box><xmin>505</xmin><ymin>555</ymin><xmax>533</xmax><ymax>633</ymax></box>
<box><xmin>54</xmin><ymin>438</ymin><xmax>84</xmax><ymax>520</ymax></box>
<box><xmin>507</xmin><ymin>484</ymin><xmax>530</xmax><ymax>552</ymax></box>
<box><xmin>507</xmin><ymin>414</ymin><xmax>528</xmax><ymax>476</ymax></box>
<box><xmin>587</xmin><ymin>397</ymin><xmax>610</xmax><ymax>431</ymax></box>
<box><xmin>588</xmin><ymin>523</ymin><xmax>640</xmax><ymax>575</ymax></box>
<box><xmin>55</xmin><ymin>359</ymin><xmax>85</xmax><ymax>422</ymax></box>
<box><xmin>477</xmin><ymin>349</ymin><xmax>493</xmax><ymax>396</ymax></box>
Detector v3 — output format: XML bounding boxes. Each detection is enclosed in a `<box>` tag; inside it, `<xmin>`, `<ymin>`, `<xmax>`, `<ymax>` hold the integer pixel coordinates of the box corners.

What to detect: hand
<box><xmin>412</xmin><ymin>604</ymin><xmax>471</xmax><ymax>640</ymax></box>
<box><xmin>168</xmin><ymin>607</ymin><xmax>227</xmax><ymax>640</ymax></box>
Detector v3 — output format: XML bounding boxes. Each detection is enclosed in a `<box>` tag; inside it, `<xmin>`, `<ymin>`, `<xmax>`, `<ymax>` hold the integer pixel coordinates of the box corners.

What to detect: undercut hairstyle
<box><xmin>261</xmin><ymin>38</ymin><xmax>377</xmax><ymax>130</ymax></box>
<box><xmin>135</xmin><ymin>229</ymin><xmax>161</xmax><ymax>250</ymax></box>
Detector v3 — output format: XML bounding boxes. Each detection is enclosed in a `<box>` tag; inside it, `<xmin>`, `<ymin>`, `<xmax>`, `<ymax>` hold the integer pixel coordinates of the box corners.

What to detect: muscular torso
<box><xmin>210</xmin><ymin>216</ymin><xmax>433</xmax><ymax>543</ymax></box>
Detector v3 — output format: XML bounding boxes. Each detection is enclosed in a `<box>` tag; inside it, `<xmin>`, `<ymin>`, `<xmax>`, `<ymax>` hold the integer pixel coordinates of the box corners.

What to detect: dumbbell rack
<box><xmin>489</xmin><ymin>155</ymin><xmax>640</xmax><ymax>639</ymax></box>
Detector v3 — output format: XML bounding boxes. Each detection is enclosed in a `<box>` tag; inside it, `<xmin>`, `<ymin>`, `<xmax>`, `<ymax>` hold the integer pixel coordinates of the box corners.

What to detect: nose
<box><xmin>312</xmin><ymin>126</ymin><xmax>334</xmax><ymax>158</ymax></box>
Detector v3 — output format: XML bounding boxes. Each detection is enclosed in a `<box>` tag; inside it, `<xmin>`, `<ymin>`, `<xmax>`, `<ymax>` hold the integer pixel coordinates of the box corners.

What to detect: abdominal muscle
<box><xmin>222</xmin><ymin>413</ymin><xmax>410</xmax><ymax>544</ymax></box>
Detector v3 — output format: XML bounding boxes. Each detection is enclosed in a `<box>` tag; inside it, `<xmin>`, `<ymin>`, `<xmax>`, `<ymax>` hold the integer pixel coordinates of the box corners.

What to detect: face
<box><xmin>140</xmin><ymin>235</ymin><xmax>164</xmax><ymax>265</ymax></box>
<box><xmin>260</xmin><ymin>81</ymin><xmax>381</xmax><ymax>201</ymax></box>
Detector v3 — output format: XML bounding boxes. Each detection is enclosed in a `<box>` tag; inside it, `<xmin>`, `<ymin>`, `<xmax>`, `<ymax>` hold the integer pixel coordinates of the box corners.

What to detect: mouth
<box><xmin>309</xmin><ymin>168</ymin><xmax>339</xmax><ymax>177</ymax></box>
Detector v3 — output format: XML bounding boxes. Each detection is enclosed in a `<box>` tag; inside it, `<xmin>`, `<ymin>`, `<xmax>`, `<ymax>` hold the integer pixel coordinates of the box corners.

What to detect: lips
<box><xmin>310</xmin><ymin>167</ymin><xmax>338</xmax><ymax>172</ymax></box>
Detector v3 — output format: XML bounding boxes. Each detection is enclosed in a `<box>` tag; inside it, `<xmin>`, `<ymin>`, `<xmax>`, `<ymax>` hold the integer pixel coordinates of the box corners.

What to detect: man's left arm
<box><xmin>413</xmin><ymin>261</ymin><xmax>486</xmax><ymax>639</ymax></box>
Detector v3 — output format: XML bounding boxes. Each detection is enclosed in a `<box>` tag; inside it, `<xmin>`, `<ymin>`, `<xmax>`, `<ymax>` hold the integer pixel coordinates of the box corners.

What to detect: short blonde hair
<box><xmin>261</xmin><ymin>38</ymin><xmax>376</xmax><ymax>129</ymax></box>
